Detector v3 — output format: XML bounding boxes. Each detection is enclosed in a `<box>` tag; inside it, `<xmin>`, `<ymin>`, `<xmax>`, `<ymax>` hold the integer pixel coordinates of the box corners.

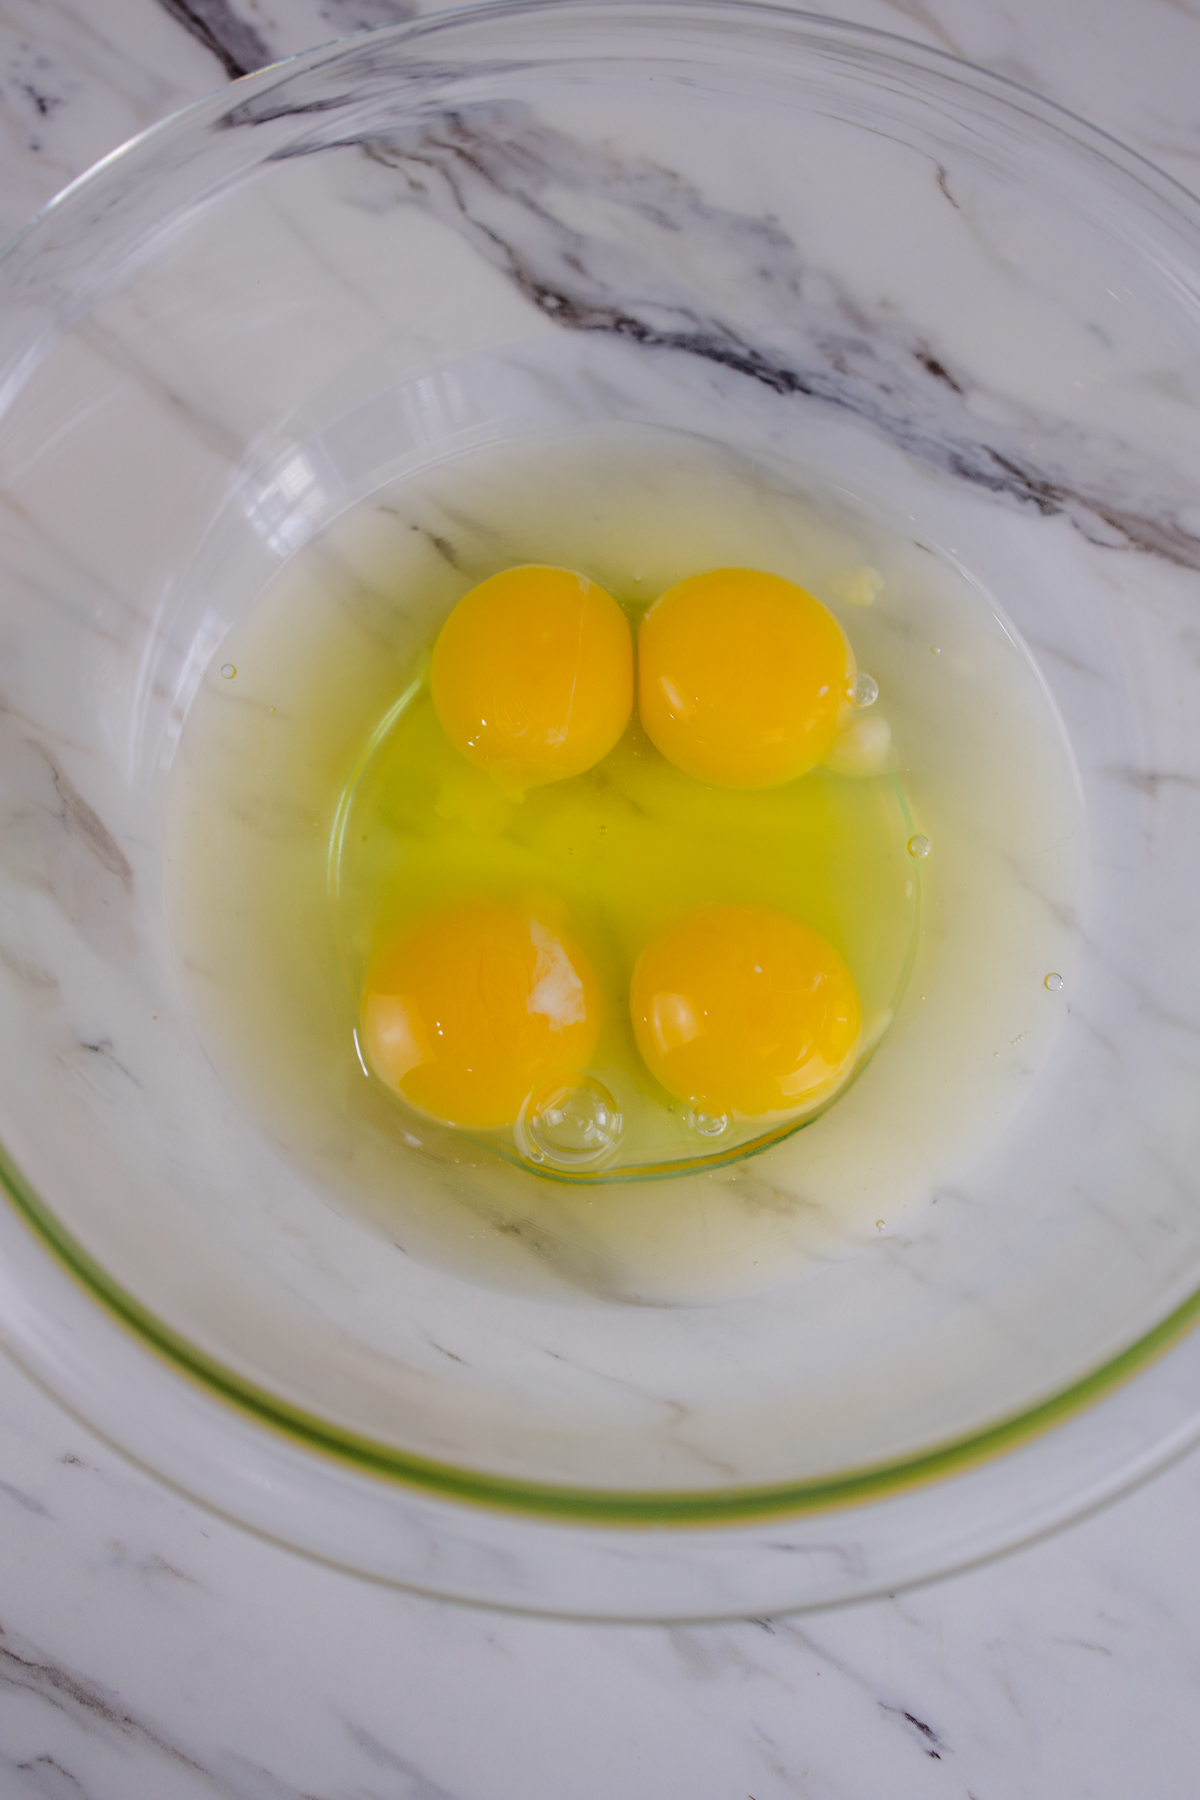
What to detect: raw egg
<box><xmin>629</xmin><ymin>902</ymin><xmax>862</xmax><ymax>1117</ymax></box>
<box><xmin>361</xmin><ymin>899</ymin><xmax>601</xmax><ymax>1129</ymax></box>
<box><xmin>431</xmin><ymin>565</ymin><xmax>633</xmax><ymax>795</ymax></box>
<box><xmin>638</xmin><ymin>568</ymin><xmax>849</xmax><ymax>786</ymax></box>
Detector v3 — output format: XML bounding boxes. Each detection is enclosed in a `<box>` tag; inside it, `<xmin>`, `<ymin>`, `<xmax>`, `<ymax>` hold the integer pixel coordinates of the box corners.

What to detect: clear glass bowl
<box><xmin>2</xmin><ymin>2</ymin><xmax>1199</xmax><ymax>1619</ymax></box>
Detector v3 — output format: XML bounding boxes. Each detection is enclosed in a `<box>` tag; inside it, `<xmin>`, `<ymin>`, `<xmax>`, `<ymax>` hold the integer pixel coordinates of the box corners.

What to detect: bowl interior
<box><xmin>2</xmin><ymin>2</ymin><xmax>1199</xmax><ymax>1521</ymax></box>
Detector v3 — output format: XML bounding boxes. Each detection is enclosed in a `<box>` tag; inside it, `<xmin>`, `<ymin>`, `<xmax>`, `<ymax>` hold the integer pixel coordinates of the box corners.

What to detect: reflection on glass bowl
<box><xmin>1</xmin><ymin>2</ymin><xmax>1200</xmax><ymax>1617</ymax></box>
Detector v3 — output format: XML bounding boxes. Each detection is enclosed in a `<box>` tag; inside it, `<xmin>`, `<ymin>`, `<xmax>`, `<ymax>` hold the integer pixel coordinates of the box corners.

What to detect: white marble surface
<box><xmin>3</xmin><ymin>0</ymin><xmax>1200</xmax><ymax>1792</ymax></box>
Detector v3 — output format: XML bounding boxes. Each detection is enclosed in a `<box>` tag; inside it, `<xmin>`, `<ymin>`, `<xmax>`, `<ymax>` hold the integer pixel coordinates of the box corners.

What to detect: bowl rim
<box><xmin>6</xmin><ymin>0</ymin><xmax>1200</xmax><ymax>270</ymax></box>
<box><xmin>7</xmin><ymin>1132</ymin><xmax>1200</xmax><ymax>1526</ymax></box>
<box><xmin>4</xmin><ymin>0</ymin><xmax>1200</xmax><ymax>1535</ymax></box>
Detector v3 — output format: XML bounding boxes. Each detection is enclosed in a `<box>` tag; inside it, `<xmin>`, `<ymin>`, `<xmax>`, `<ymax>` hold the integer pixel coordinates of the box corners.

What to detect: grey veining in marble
<box><xmin>5</xmin><ymin>1345</ymin><xmax>1200</xmax><ymax>1798</ymax></box>
<box><xmin>4</xmin><ymin>0</ymin><xmax>1200</xmax><ymax>1795</ymax></box>
<box><xmin>334</xmin><ymin>104</ymin><xmax>1200</xmax><ymax>568</ymax></box>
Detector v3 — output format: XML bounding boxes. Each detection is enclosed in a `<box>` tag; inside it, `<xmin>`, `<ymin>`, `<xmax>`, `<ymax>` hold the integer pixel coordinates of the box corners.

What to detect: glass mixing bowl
<box><xmin>2</xmin><ymin>2</ymin><xmax>1199</xmax><ymax>1619</ymax></box>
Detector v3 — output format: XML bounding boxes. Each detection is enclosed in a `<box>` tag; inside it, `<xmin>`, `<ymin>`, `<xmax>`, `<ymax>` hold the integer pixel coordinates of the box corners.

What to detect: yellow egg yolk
<box><xmin>361</xmin><ymin>900</ymin><xmax>601</xmax><ymax>1130</ymax></box>
<box><xmin>629</xmin><ymin>903</ymin><xmax>861</xmax><ymax>1118</ymax></box>
<box><xmin>637</xmin><ymin>568</ymin><xmax>849</xmax><ymax>787</ymax></box>
<box><xmin>431</xmin><ymin>565</ymin><xmax>633</xmax><ymax>794</ymax></box>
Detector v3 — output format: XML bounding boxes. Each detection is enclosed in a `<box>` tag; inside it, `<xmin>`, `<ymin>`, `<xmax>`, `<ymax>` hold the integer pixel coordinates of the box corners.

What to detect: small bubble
<box><xmin>516</xmin><ymin>1074</ymin><xmax>623</xmax><ymax>1170</ymax></box>
<box><xmin>845</xmin><ymin>671</ymin><xmax>879</xmax><ymax>708</ymax></box>
<box><xmin>907</xmin><ymin>834</ymin><xmax>931</xmax><ymax>858</ymax></box>
<box><xmin>1044</xmin><ymin>972</ymin><xmax>1064</xmax><ymax>992</ymax></box>
<box><xmin>220</xmin><ymin>663</ymin><xmax>236</xmax><ymax>679</ymax></box>
<box><xmin>876</xmin><ymin>1219</ymin><xmax>886</xmax><ymax>1232</ymax></box>
<box><xmin>931</xmin><ymin>645</ymin><xmax>941</xmax><ymax>655</ymax></box>
<box><xmin>686</xmin><ymin>1107</ymin><xmax>730</xmax><ymax>1139</ymax></box>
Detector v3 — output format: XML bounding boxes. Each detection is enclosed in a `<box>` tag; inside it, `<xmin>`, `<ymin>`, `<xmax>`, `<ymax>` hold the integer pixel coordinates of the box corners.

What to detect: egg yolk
<box><xmin>638</xmin><ymin>568</ymin><xmax>849</xmax><ymax>787</ymax></box>
<box><xmin>629</xmin><ymin>903</ymin><xmax>861</xmax><ymax>1118</ymax></box>
<box><xmin>431</xmin><ymin>565</ymin><xmax>633</xmax><ymax>794</ymax></box>
<box><xmin>361</xmin><ymin>900</ymin><xmax>601</xmax><ymax>1130</ymax></box>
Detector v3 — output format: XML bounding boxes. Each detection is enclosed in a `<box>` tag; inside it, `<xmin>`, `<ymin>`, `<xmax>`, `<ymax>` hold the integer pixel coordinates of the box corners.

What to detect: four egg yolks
<box><xmin>430</xmin><ymin>564</ymin><xmax>633</xmax><ymax>796</ymax></box>
<box><xmin>638</xmin><ymin>568</ymin><xmax>849</xmax><ymax>787</ymax></box>
<box><xmin>364</xmin><ymin>565</ymin><xmax>866</xmax><ymax>1135</ymax></box>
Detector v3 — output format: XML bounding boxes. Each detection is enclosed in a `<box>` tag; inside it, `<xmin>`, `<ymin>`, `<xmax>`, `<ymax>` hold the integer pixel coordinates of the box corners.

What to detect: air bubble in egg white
<box><xmin>908</xmin><ymin>834</ymin><xmax>931</xmax><ymax>858</ymax></box>
<box><xmin>685</xmin><ymin>1107</ymin><xmax>730</xmax><ymax>1140</ymax></box>
<box><xmin>516</xmin><ymin>1074</ymin><xmax>623</xmax><ymax>1170</ymax></box>
<box><xmin>845</xmin><ymin>671</ymin><xmax>879</xmax><ymax>708</ymax></box>
<box><xmin>1044</xmin><ymin>972</ymin><xmax>1064</xmax><ymax>992</ymax></box>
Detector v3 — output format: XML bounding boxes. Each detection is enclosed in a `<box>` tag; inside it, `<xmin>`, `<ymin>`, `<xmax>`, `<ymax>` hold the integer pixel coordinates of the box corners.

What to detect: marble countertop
<box><xmin>3</xmin><ymin>1</ymin><xmax>1200</xmax><ymax>1794</ymax></box>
